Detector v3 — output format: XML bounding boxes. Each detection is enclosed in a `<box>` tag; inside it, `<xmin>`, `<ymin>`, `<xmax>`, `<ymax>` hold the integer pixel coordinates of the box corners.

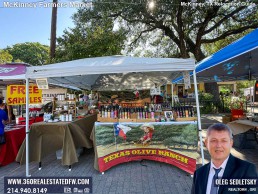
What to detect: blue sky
<box><xmin>0</xmin><ymin>0</ymin><xmax>77</xmax><ymax>49</ymax></box>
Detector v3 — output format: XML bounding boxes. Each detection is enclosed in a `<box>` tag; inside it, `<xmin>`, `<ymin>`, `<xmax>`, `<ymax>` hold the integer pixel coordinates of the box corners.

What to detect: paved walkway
<box><xmin>0</xmin><ymin>115</ymin><xmax>257</xmax><ymax>194</ymax></box>
<box><xmin>0</xmin><ymin>149</ymin><xmax>193</xmax><ymax>194</ymax></box>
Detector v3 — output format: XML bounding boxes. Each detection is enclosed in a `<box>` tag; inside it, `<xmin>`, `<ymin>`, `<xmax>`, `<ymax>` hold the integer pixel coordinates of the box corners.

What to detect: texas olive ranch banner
<box><xmin>95</xmin><ymin>122</ymin><xmax>198</xmax><ymax>174</ymax></box>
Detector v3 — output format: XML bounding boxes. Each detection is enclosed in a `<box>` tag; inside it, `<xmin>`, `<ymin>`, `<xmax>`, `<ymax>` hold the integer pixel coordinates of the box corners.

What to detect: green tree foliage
<box><xmin>198</xmin><ymin>92</ymin><xmax>217</xmax><ymax>113</ymax></box>
<box><xmin>219</xmin><ymin>85</ymin><xmax>233</xmax><ymax>94</ymax></box>
<box><xmin>0</xmin><ymin>49</ymin><xmax>13</xmax><ymax>64</ymax></box>
<box><xmin>203</xmin><ymin>31</ymin><xmax>253</xmax><ymax>56</ymax></box>
<box><xmin>5</xmin><ymin>42</ymin><xmax>49</xmax><ymax>66</ymax></box>
<box><xmin>204</xmin><ymin>10</ymin><xmax>258</xmax><ymax>55</ymax></box>
<box><xmin>236</xmin><ymin>80</ymin><xmax>256</xmax><ymax>95</ymax></box>
<box><xmin>54</xmin><ymin>18</ymin><xmax>126</xmax><ymax>62</ymax></box>
<box><xmin>75</xmin><ymin>0</ymin><xmax>258</xmax><ymax>61</ymax></box>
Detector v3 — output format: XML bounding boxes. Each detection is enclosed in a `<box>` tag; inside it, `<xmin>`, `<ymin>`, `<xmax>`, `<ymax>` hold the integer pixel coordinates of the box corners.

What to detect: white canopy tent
<box><xmin>27</xmin><ymin>56</ymin><xmax>195</xmax><ymax>91</ymax></box>
<box><xmin>24</xmin><ymin>55</ymin><xmax>204</xmax><ymax>176</ymax></box>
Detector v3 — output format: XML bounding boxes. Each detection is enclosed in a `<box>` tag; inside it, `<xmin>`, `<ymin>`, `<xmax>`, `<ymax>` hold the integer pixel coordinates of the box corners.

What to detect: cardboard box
<box><xmin>222</xmin><ymin>116</ymin><xmax>231</xmax><ymax>124</ymax></box>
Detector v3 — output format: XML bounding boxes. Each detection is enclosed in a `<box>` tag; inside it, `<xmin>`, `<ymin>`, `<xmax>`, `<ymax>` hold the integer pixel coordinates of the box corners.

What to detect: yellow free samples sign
<box><xmin>6</xmin><ymin>85</ymin><xmax>42</xmax><ymax>105</ymax></box>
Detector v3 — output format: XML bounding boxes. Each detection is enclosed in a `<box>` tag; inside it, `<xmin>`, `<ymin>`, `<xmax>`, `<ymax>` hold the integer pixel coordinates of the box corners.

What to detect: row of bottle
<box><xmin>59</xmin><ymin>114</ymin><xmax>73</xmax><ymax>122</ymax></box>
<box><xmin>99</xmin><ymin>105</ymin><xmax>195</xmax><ymax>119</ymax></box>
<box><xmin>173</xmin><ymin>106</ymin><xmax>195</xmax><ymax>118</ymax></box>
<box><xmin>99</xmin><ymin>106</ymin><xmax>154</xmax><ymax>119</ymax></box>
<box><xmin>29</xmin><ymin>111</ymin><xmax>40</xmax><ymax>118</ymax></box>
<box><xmin>55</xmin><ymin>94</ymin><xmax>75</xmax><ymax>101</ymax></box>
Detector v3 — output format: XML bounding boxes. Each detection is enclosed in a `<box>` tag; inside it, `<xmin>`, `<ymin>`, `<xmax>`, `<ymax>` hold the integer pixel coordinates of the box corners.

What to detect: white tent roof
<box><xmin>24</xmin><ymin>56</ymin><xmax>204</xmax><ymax>176</ymax></box>
<box><xmin>26</xmin><ymin>56</ymin><xmax>195</xmax><ymax>90</ymax></box>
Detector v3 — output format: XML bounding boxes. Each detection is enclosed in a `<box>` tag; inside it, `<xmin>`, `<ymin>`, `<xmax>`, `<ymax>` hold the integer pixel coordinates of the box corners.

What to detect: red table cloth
<box><xmin>18</xmin><ymin>116</ymin><xmax>43</xmax><ymax>125</ymax></box>
<box><xmin>0</xmin><ymin>126</ymin><xmax>25</xmax><ymax>166</ymax></box>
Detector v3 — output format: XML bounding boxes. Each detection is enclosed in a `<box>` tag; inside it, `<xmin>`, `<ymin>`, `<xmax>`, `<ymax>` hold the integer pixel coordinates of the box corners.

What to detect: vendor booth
<box><xmin>0</xmin><ymin>63</ymin><xmax>52</xmax><ymax>167</ymax></box>
<box><xmin>173</xmin><ymin>29</ymin><xmax>258</xmax><ymax>151</ymax></box>
<box><xmin>22</xmin><ymin>56</ymin><xmax>203</xmax><ymax>176</ymax></box>
<box><xmin>0</xmin><ymin>64</ymin><xmax>30</xmax><ymax>167</ymax></box>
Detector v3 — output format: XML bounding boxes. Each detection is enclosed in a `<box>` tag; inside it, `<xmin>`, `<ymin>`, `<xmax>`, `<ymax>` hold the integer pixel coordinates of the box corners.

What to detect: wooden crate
<box><xmin>176</xmin><ymin>117</ymin><xmax>197</xmax><ymax>121</ymax></box>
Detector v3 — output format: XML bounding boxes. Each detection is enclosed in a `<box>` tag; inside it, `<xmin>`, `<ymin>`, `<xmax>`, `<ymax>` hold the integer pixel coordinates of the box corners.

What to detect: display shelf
<box><xmin>97</xmin><ymin>117</ymin><xmax>118</xmax><ymax>122</ymax></box>
<box><xmin>175</xmin><ymin>117</ymin><xmax>197</xmax><ymax>121</ymax></box>
<box><xmin>119</xmin><ymin>119</ymin><xmax>137</xmax><ymax>122</ymax></box>
<box><xmin>52</xmin><ymin>98</ymin><xmax>77</xmax><ymax>118</ymax></box>
<box><xmin>136</xmin><ymin>118</ymin><xmax>155</xmax><ymax>122</ymax></box>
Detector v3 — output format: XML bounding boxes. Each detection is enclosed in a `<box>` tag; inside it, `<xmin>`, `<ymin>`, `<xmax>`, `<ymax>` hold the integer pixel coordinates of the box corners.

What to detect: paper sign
<box><xmin>36</xmin><ymin>78</ymin><xmax>49</xmax><ymax>89</ymax></box>
<box><xmin>7</xmin><ymin>85</ymin><xmax>42</xmax><ymax>105</ymax></box>
<box><xmin>173</xmin><ymin>95</ymin><xmax>180</xmax><ymax>103</ymax></box>
<box><xmin>183</xmin><ymin>71</ymin><xmax>191</xmax><ymax>89</ymax></box>
<box><xmin>150</xmin><ymin>86</ymin><xmax>161</xmax><ymax>95</ymax></box>
<box><xmin>42</xmin><ymin>88</ymin><xmax>67</xmax><ymax>102</ymax></box>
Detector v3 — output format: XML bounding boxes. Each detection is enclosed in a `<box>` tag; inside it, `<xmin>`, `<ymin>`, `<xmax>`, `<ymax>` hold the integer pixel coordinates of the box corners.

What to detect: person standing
<box><xmin>0</xmin><ymin>99</ymin><xmax>8</xmax><ymax>144</ymax></box>
<box><xmin>5</xmin><ymin>104</ymin><xmax>15</xmax><ymax>122</ymax></box>
<box><xmin>191</xmin><ymin>123</ymin><xmax>257</xmax><ymax>194</ymax></box>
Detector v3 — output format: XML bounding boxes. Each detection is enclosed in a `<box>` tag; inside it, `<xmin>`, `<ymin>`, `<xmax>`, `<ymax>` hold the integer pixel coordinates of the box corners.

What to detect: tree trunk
<box><xmin>204</xmin><ymin>82</ymin><xmax>220</xmax><ymax>100</ymax></box>
<box><xmin>50</xmin><ymin>0</ymin><xmax>57</xmax><ymax>61</ymax></box>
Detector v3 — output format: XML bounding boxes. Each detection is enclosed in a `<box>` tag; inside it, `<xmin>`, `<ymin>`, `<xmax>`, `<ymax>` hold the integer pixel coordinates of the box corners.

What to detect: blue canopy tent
<box><xmin>173</xmin><ymin>28</ymin><xmax>258</xmax><ymax>83</ymax></box>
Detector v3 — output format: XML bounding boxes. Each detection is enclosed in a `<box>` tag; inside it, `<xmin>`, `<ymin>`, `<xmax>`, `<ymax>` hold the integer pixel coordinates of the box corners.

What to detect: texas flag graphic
<box><xmin>114</xmin><ymin>123</ymin><xmax>132</xmax><ymax>140</ymax></box>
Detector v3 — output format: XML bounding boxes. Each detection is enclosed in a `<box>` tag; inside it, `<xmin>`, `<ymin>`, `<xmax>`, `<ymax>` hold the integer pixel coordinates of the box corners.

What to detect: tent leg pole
<box><xmin>251</xmin><ymin>86</ymin><xmax>254</xmax><ymax>114</ymax></box>
<box><xmin>38</xmin><ymin>162</ymin><xmax>42</xmax><ymax>170</ymax></box>
<box><xmin>171</xmin><ymin>83</ymin><xmax>174</xmax><ymax>107</ymax></box>
<box><xmin>193</xmin><ymin>70</ymin><xmax>205</xmax><ymax>166</ymax></box>
<box><xmin>25</xmin><ymin>78</ymin><xmax>31</xmax><ymax>177</ymax></box>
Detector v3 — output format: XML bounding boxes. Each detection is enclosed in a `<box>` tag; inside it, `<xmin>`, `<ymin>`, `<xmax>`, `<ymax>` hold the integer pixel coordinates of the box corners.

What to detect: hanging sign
<box><xmin>173</xmin><ymin>95</ymin><xmax>180</xmax><ymax>103</ymax></box>
<box><xmin>0</xmin><ymin>64</ymin><xmax>26</xmax><ymax>76</ymax></box>
<box><xmin>6</xmin><ymin>85</ymin><xmax>42</xmax><ymax>105</ymax></box>
<box><xmin>150</xmin><ymin>86</ymin><xmax>161</xmax><ymax>95</ymax></box>
<box><xmin>42</xmin><ymin>88</ymin><xmax>67</xmax><ymax>102</ymax></box>
<box><xmin>183</xmin><ymin>71</ymin><xmax>191</xmax><ymax>89</ymax></box>
<box><xmin>36</xmin><ymin>78</ymin><xmax>49</xmax><ymax>89</ymax></box>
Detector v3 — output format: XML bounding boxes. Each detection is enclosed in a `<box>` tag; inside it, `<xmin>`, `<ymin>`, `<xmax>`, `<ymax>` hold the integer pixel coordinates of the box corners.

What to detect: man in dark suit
<box><xmin>191</xmin><ymin>123</ymin><xmax>257</xmax><ymax>194</ymax></box>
